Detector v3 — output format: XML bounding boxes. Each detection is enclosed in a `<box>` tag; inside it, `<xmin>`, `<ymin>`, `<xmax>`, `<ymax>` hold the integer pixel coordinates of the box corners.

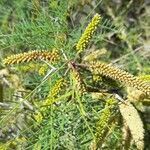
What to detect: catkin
<box><xmin>49</xmin><ymin>78</ymin><xmax>67</xmax><ymax>98</ymax></box>
<box><xmin>76</xmin><ymin>13</ymin><xmax>101</xmax><ymax>52</ymax></box>
<box><xmin>71</xmin><ymin>68</ymin><xmax>86</xmax><ymax>94</ymax></box>
<box><xmin>3</xmin><ymin>50</ymin><xmax>59</xmax><ymax>65</ymax></box>
<box><xmin>122</xmin><ymin>121</ymin><xmax>131</xmax><ymax>150</ymax></box>
<box><xmin>87</xmin><ymin>61</ymin><xmax>150</xmax><ymax>96</ymax></box>
<box><xmin>119</xmin><ymin>101</ymin><xmax>144</xmax><ymax>150</ymax></box>
<box><xmin>83</xmin><ymin>48</ymin><xmax>107</xmax><ymax>62</ymax></box>
<box><xmin>95</xmin><ymin>98</ymin><xmax>116</xmax><ymax>148</ymax></box>
<box><xmin>43</xmin><ymin>78</ymin><xmax>67</xmax><ymax>106</ymax></box>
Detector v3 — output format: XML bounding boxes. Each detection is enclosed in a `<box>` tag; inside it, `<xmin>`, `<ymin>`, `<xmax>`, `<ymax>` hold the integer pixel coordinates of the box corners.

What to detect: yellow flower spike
<box><xmin>83</xmin><ymin>48</ymin><xmax>107</xmax><ymax>62</ymax></box>
<box><xmin>40</xmin><ymin>78</ymin><xmax>67</xmax><ymax>109</ymax></box>
<box><xmin>119</xmin><ymin>101</ymin><xmax>144</xmax><ymax>150</ymax></box>
<box><xmin>76</xmin><ymin>13</ymin><xmax>101</xmax><ymax>52</ymax></box>
<box><xmin>71</xmin><ymin>68</ymin><xmax>86</xmax><ymax>94</ymax></box>
<box><xmin>94</xmin><ymin>98</ymin><xmax>116</xmax><ymax>148</ymax></box>
<box><xmin>46</xmin><ymin>78</ymin><xmax>67</xmax><ymax>100</ymax></box>
<box><xmin>87</xmin><ymin>61</ymin><xmax>150</xmax><ymax>96</ymax></box>
<box><xmin>3</xmin><ymin>50</ymin><xmax>59</xmax><ymax>65</ymax></box>
<box><xmin>121</xmin><ymin>122</ymin><xmax>131</xmax><ymax>150</ymax></box>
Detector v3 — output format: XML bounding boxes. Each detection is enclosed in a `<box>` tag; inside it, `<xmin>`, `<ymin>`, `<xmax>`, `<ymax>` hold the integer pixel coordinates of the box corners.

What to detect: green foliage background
<box><xmin>0</xmin><ymin>0</ymin><xmax>149</xmax><ymax>149</ymax></box>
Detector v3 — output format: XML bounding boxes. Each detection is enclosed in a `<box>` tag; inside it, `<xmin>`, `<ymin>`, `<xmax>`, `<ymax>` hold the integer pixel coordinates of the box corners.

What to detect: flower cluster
<box><xmin>3</xmin><ymin>50</ymin><xmax>59</xmax><ymax>65</ymax></box>
<box><xmin>94</xmin><ymin>98</ymin><xmax>116</xmax><ymax>148</ymax></box>
<box><xmin>71</xmin><ymin>68</ymin><xmax>86</xmax><ymax>94</ymax></box>
<box><xmin>34</xmin><ymin>78</ymin><xmax>67</xmax><ymax>123</ymax></box>
<box><xmin>87</xmin><ymin>61</ymin><xmax>150</xmax><ymax>96</ymax></box>
<box><xmin>44</xmin><ymin>78</ymin><xmax>67</xmax><ymax>106</ymax></box>
<box><xmin>83</xmin><ymin>48</ymin><xmax>107</xmax><ymax>62</ymax></box>
<box><xmin>119</xmin><ymin>101</ymin><xmax>144</xmax><ymax>150</ymax></box>
<box><xmin>48</xmin><ymin>78</ymin><xmax>67</xmax><ymax>98</ymax></box>
<box><xmin>76</xmin><ymin>13</ymin><xmax>101</xmax><ymax>52</ymax></box>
